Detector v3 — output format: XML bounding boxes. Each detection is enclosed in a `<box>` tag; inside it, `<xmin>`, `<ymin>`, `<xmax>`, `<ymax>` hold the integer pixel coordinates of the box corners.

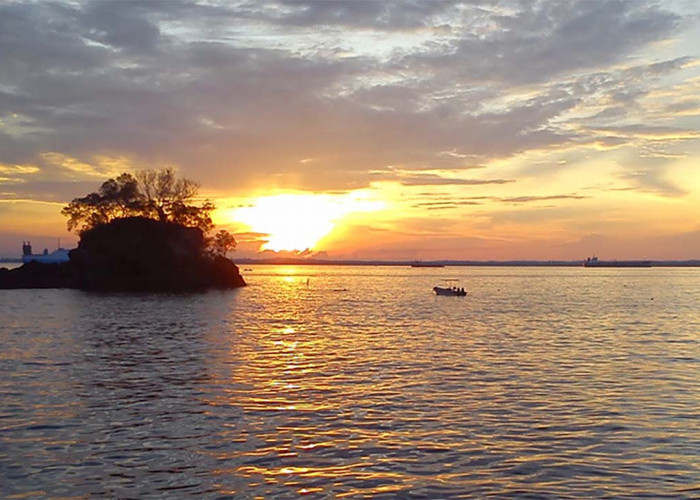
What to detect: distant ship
<box><xmin>583</xmin><ymin>256</ymin><xmax>651</xmax><ymax>268</ymax></box>
<box><xmin>410</xmin><ymin>261</ymin><xmax>445</xmax><ymax>268</ymax></box>
<box><xmin>21</xmin><ymin>241</ymin><xmax>70</xmax><ymax>264</ymax></box>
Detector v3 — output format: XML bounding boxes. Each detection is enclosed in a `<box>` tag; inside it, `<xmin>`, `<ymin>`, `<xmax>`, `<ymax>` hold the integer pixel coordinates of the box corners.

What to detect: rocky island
<box><xmin>0</xmin><ymin>169</ymin><xmax>246</xmax><ymax>292</ymax></box>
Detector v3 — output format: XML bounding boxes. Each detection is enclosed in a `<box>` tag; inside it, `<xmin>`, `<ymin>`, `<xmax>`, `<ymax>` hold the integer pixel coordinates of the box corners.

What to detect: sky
<box><xmin>1</xmin><ymin>0</ymin><xmax>699</xmax><ymax>260</ymax></box>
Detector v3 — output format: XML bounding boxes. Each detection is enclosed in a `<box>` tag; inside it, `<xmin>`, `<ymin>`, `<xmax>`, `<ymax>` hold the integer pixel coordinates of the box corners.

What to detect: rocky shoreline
<box><xmin>0</xmin><ymin>217</ymin><xmax>246</xmax><ymax>292</ymax></box>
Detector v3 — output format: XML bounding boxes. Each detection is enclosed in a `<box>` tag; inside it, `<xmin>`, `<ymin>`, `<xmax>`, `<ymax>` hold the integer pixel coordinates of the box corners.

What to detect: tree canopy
<box><xmin>61</xmin><ymin>168</ymin><xmax>214</xmax><ymax>234</ymax></box>
<box><xmin>210</xmin><ymin>229</ymin><xmax>237</xmax><ymax>257</ymax></box>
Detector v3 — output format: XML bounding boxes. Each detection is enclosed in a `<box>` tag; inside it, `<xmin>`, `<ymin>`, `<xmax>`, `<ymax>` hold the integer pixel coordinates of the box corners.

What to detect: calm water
<box><xmin>1</xmin><ymin>266</ymin><xmax>699</xmax><ymax>498</ymax></box>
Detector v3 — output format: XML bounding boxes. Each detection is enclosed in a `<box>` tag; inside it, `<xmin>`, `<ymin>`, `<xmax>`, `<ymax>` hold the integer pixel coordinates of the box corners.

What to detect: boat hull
<box><xmin>433</xmin><ymin>286</ymin><xmax>466</xmax><ymax>296</ymax></box>
<box><xmin>583</xmin><ymin>260</ymin><xmax>651</xmax><ymax>268</ymax></box>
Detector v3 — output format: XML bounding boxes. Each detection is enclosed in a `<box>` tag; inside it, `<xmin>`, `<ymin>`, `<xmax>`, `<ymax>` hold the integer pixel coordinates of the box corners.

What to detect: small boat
<box><xmin>433</xmin><ymin>280</ymin><xmax>467</xmax><ymax>296</ymax></box>
<box><xmin>433</xmin><ymin>286</ymin><xmax>466</xmax><ymax>296</ymax></box>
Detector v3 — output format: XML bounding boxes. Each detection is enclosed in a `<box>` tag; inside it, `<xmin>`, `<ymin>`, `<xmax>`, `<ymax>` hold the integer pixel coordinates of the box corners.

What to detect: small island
<box><xmin>0</xmin><ymin>169</ymin><xmax>245</xmax><ymax>292</ymax></box>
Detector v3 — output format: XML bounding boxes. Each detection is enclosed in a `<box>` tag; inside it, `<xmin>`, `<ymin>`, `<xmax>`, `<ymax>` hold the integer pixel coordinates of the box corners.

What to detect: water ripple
<box><xmin>1</xmin><ymin>267</ymin><xmax>699</xmax><ymax>497</ymax></box>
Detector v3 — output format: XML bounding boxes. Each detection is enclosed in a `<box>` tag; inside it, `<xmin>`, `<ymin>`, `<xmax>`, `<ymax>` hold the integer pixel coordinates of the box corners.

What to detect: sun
<box><xmin>232</xmin><ymin>192</ymin><xmax>383</xmax><ymax>252</ymax></box>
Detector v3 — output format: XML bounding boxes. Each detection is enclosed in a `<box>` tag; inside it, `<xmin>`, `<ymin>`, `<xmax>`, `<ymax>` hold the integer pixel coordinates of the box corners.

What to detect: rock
<box><xmin>0</xmin><ymin>261</ymin><xmax>78</xmax><ymax>289</ymax></box>
<box><xmin>0</xmin><ymin>217</ymin><xmax>246</xmax><ymax>291</ymax></box>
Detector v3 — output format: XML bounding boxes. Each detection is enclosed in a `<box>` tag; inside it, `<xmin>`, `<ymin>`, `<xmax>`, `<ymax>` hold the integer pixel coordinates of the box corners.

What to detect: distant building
<box><xmin>21</xmin><ymin>241</ymin><xmax>70</xmax><ymax>264</ymax></box>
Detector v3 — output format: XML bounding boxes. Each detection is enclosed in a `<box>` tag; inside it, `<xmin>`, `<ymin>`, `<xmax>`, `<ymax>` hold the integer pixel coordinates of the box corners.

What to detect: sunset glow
<box><xmin>230</xmin><ymin>193</ymin><xmax>384</xmax><ymax>252</ymax></box>
<box><xmin>0</xmin><ymin>1</ymin><xmax>699</xmax><ymax>260</ymax></box>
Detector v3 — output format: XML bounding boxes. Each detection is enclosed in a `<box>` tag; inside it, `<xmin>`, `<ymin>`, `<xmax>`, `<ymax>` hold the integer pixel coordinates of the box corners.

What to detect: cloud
<box><xmin>619</xmin><ymin>167</ymin><xmax>686</xmax><ymax>197</ymax></box>
<box><xmin>79</xmin><ymin>1</ymin><xmax>164</xmax><ymax>53</ymax></box>
<box><xmin>260</xmin><ymin>0</ymin><xmax>458</xmax><ymax>30</ymax></box>
<box><xmin>0</xmin><ymin>0</ymin><xmax>695</xmax><ymax>202</ymax></box>
<box><xmin>589</xmin><ymin>124</ymin><xmax>700</xmax><ymax>141</ymax></box>
<box><xmin>665</xmin><ymin>99</ymin><xmax>700</xmax><ymax>115</ymax></box>
<box><xmin>0</xmin><ymin>180</ymin><xmax>104</xmax><ymax>202</ymax></box>
<box><xmin>412</xmin><ymin>200</ymin><xmax>486</xmax><ymax>210</ymax></box>
<box><xmin>396</xmin><ymin>174</ymin><xmax>514</xmax><ymax>187</ymax></box>
<box><xmin>500</xmin><ymin>194</ymin><xmax>588</xmax><ymax>203</ymax></box>
<box><xmin>402</xmin><ymin>1</ymin><xmax>680</xmax><ymax>84</ymax></box>
<box><xmin>410</xmin><ymin>193</ymin><xmax>588</xmax><ymax>210</ymax></box>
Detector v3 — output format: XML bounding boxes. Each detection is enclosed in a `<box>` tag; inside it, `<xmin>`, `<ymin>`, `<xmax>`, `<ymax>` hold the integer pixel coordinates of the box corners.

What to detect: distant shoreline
<box><xmin>234</xmin><ymin>258</ymin><xmax>700</xmax><ymax>267</ymax></box>
<box><xmin>4</xmin><ymin>257</ymin><xmax>699</xmax><ymax>267</ymax></box>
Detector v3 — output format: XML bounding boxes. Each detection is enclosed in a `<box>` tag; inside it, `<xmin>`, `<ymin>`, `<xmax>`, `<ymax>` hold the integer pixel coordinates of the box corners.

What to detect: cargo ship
<box><xmin>583</xmin><ymin>256</ymin><xmax>651</xmax><ymax>268</ymax></box>
<box><xmin>410</xmin><ymin>261</ymin><xmax>445</xmax><ymax>268</ymax></box>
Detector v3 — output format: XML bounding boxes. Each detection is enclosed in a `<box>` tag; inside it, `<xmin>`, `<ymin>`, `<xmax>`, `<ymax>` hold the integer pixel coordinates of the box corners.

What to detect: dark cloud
<box><xmin>0</xmin><ymin>3</ymin><xmax>107</xmax><ymax>79</ymax></box>
<box><xmin>0</xmin><ymin>0</ymin><xmax>693</xmax><ymax>200</ymax></box>
<box><xmin>80</xmin><ymin>1</ymin><xmax>163</xmax><ymax>53</ymax></box>
<box><xmin>410</xmin><ymin>193</ymin><xmax>588</xmax><ymax>210</ymax></box>
<box><xmin>412</xmin><ymin>200</ymin><xmax>485</xmax><ymax>210</ymax></box>
<box><xmin>266</xmin><ymin>0</ymin><xmax>459</xmax><ymax>30</ymax></box>
<box><xmin>501</xmin><ymin>194</ymin><xmax>588</xmax><ymax>203</ymax></box>
<box><xmin>397</xmin><ymin>174</ymin><xmax>514</xmax><ymax>186</ymax></box>
<box><xmin>410</xmin><ymin>0</ymin><xmax>680</xmax><ymax>85</ymax></box>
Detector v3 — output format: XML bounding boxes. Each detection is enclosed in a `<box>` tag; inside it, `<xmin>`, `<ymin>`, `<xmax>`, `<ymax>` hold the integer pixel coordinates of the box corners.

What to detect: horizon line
<box><xmin>3</xmin><ymin>256</ymin><xmax>700</xmax><ymax>267</ymax></box>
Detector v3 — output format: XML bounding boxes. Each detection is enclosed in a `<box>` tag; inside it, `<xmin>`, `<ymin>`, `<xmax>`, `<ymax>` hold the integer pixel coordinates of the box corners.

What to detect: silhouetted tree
<box><xmin>61</xmin><ymin>173</ymin><xmax>143</xmax><ymax>233</ymax></box>
<box><xmin>135</xmin><ymin>168</ymin><xmax>210</xmax><ymax>227</ymax></box>
<box><xmin>210</xmin><ymin>230</ymin><xmax>237</xmax><ymax>257</ymax></box>
<box><xmin>62</xmin><ymin>168</ymin><xmax>214</xmax><ymax>234</ymax></box>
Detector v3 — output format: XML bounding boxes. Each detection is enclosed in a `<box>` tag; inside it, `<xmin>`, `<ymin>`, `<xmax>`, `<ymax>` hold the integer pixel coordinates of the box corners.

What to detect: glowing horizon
<box><xmin>217</xmin><ymin>191</ymin><xmax>385</xmax><ymax>253</ymax></box>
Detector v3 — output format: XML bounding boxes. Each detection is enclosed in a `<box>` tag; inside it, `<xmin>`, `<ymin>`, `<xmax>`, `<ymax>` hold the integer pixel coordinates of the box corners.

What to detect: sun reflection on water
<box><xmin>196</xmin><ymin>267</ymin><xmax>700</xmax><ymax>497</ymax></box>
<box><xmin>5</xmin><ymin>267</ymin><xmax>685</xmax><ymax>497</ymax></box>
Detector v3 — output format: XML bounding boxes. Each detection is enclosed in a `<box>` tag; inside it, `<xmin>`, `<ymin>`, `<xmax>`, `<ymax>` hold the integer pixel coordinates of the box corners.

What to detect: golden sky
<box><xmin>1</xmin><ymin>0</ymin><xmax>699</xmax><ymax>260</ymax></box>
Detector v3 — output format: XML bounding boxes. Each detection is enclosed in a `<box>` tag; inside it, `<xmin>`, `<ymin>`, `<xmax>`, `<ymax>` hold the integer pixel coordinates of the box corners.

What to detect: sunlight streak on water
<box><xmin>1</xmin><ymin>267</ymin><xmax>700</xmax><ymax>498</ymax></box>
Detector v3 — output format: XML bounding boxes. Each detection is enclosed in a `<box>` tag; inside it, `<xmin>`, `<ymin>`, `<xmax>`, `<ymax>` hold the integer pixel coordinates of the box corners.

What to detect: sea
<box><xmin>1</xmin><ymin>265</ymin><xmax>699</xmax><ymax>498</ymax></box>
